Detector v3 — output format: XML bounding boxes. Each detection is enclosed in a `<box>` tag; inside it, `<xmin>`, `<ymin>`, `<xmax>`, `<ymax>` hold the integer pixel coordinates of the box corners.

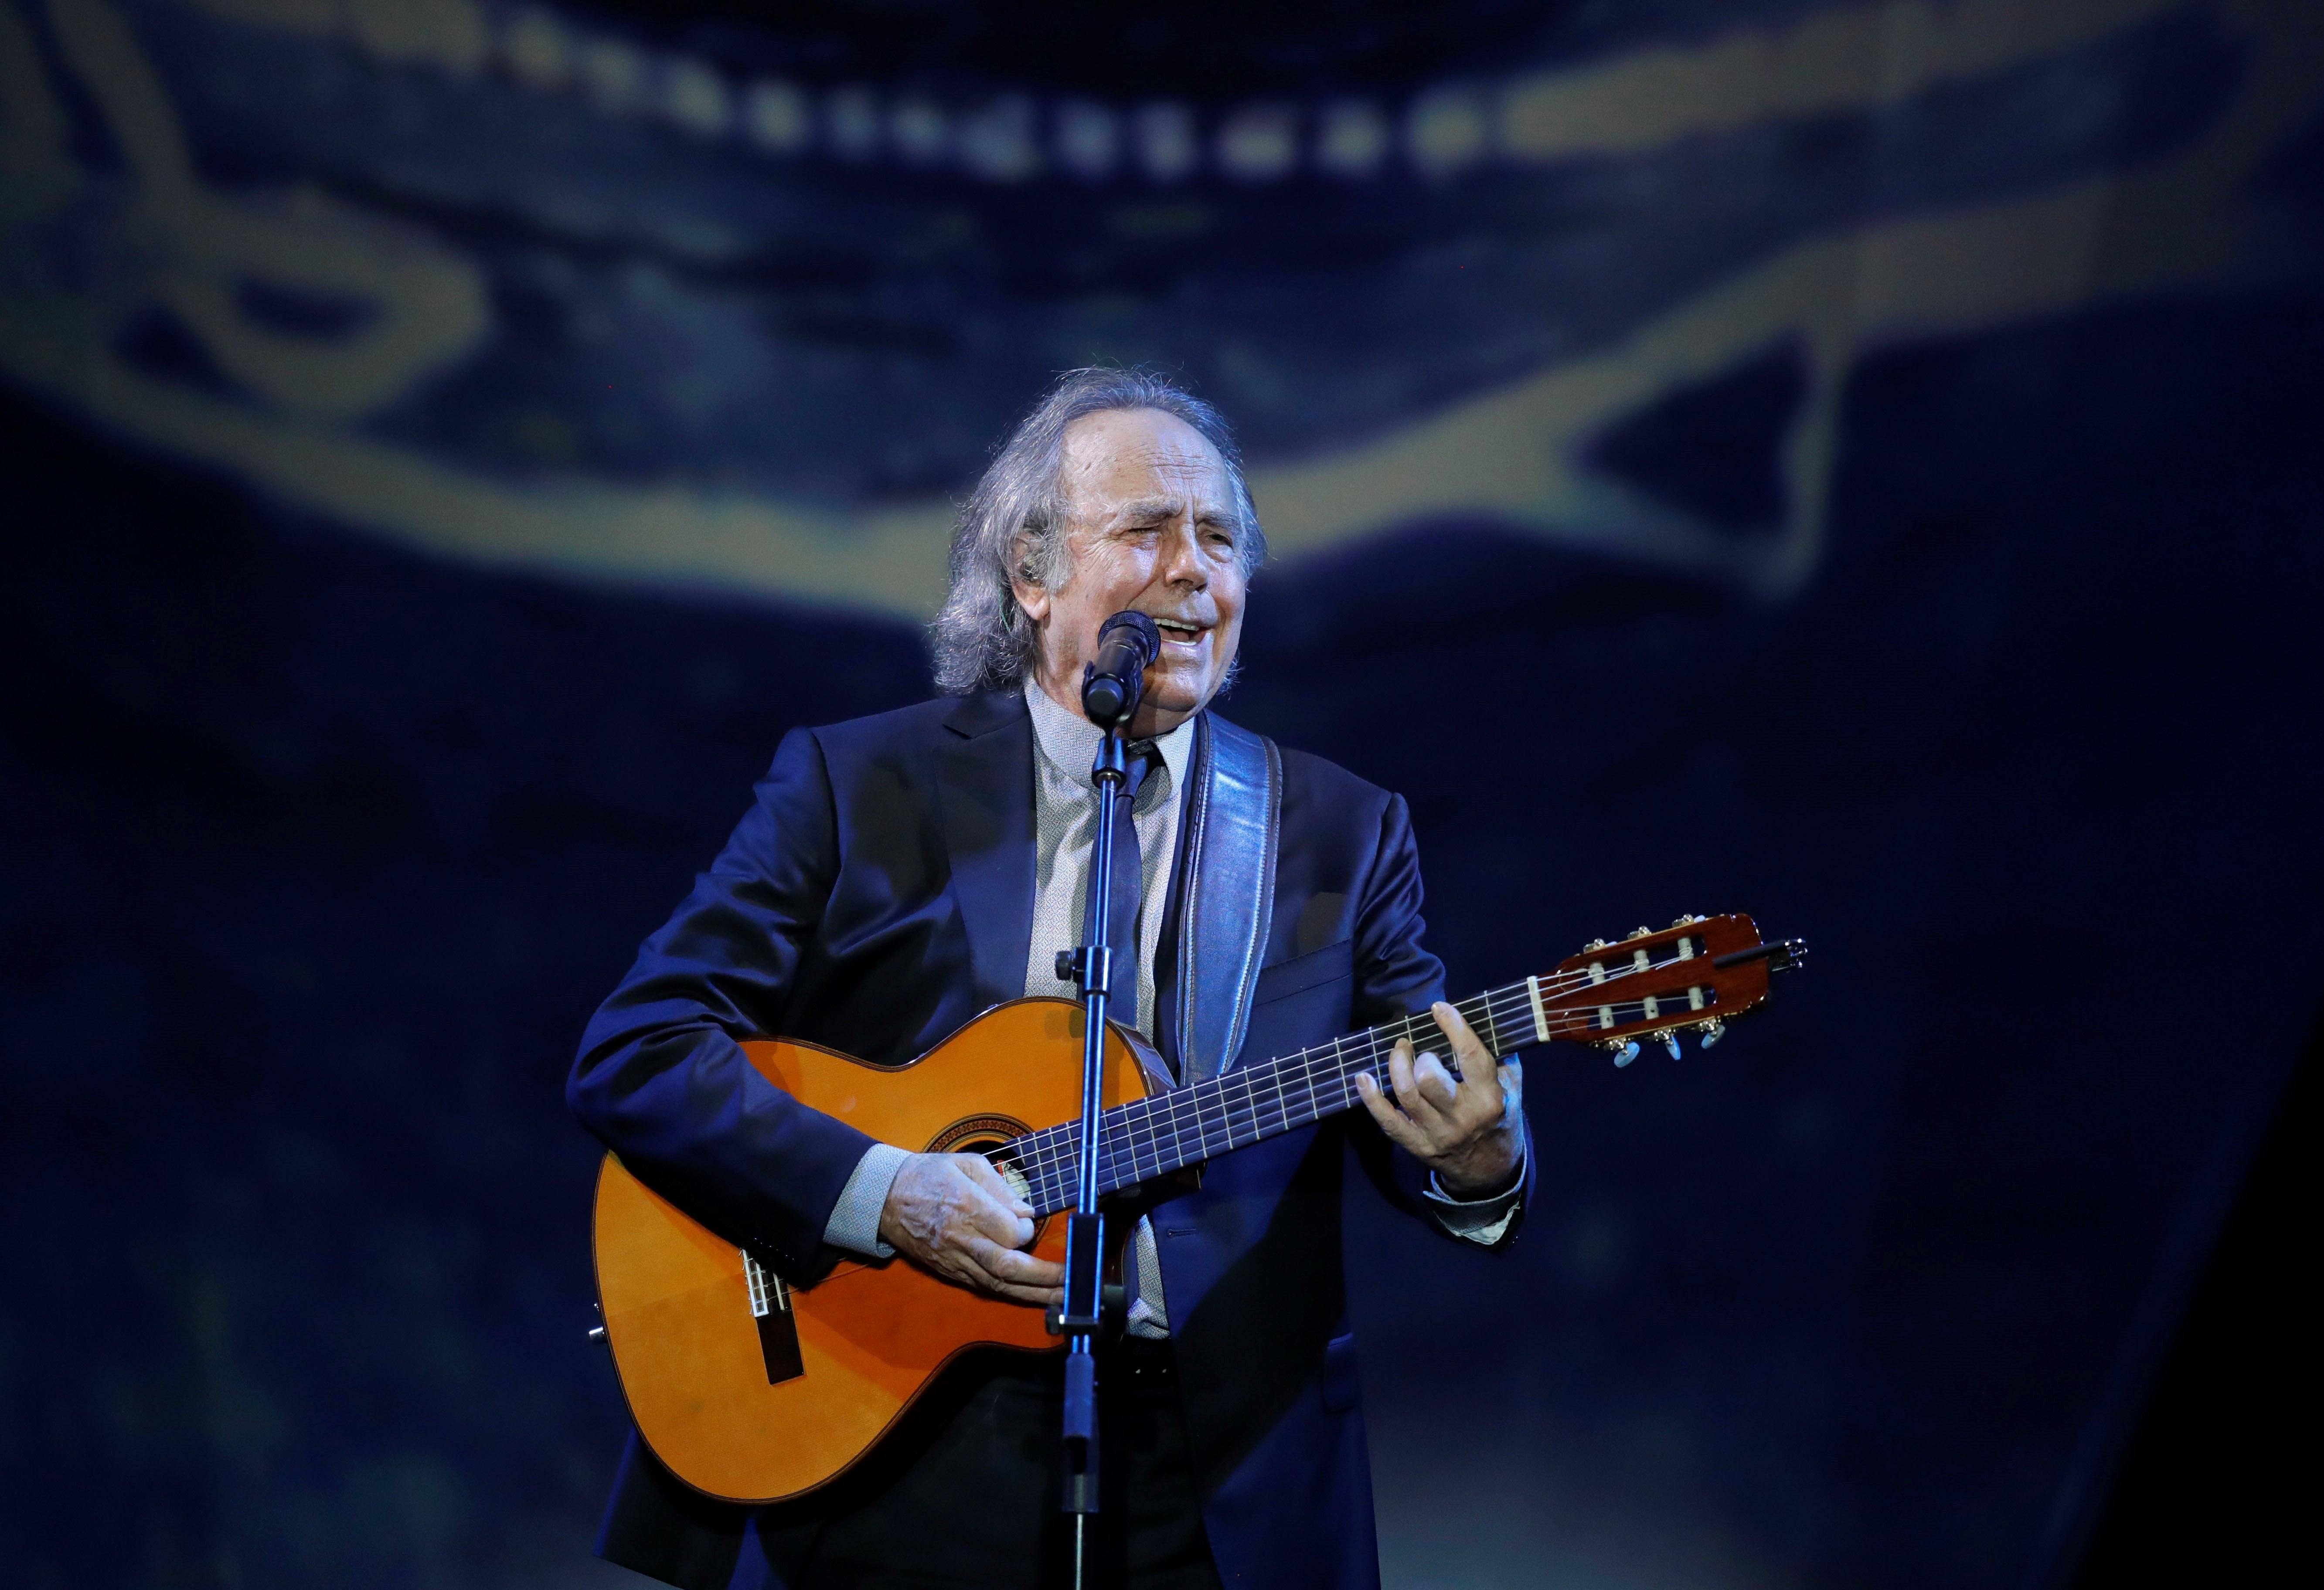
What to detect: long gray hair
<box><xmin>929</xmin><ymin>368</ymin><xmax>1266</xmax><ymax>696</ymax></box>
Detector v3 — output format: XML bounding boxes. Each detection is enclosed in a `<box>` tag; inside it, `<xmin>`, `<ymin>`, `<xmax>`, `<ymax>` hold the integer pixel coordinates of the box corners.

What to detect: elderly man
<box><xmin>570</xmin><ymin>369</ymin><xmax>1530</xmax><ymax>1590</ymax></box>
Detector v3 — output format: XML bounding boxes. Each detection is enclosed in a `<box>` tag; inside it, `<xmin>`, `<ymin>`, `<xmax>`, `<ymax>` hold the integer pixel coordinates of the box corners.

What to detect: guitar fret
<box><xmin>1112</xmin><ymin>1105</ymin><xmax>1141</xmax><ymax>1190</ymax></box>
<box><xmin>1110</xmin><ymin>1108</ymin><xmax>1135</xmax><ymax>1190</ymax></box>
<box><xmin>1130</xmin><ymin>1095</ymin><xmax>1163</xmax><ymax>1188</ymax></box>
<box><xmin>1313</xmin><ymin>1042</ymin><xmax>1341</xmax><ymax>1118</ymax></box>
<box><xmin>1126</xmin><ymin>1102</ymin><xmax>1155</xmax><ymax>1190</ymax></box>
<box><xmin>1031</xmin><ymin>1128</ymin><xmax>1065</xmax><ymax>1213</ymax></box>
<box><xmin>1470</xmin><ymin>993</ymin><xmax>1501</xmax><ymax>1060</ymax></box>
<box><xmin>1208</xmin><ymin>1074</ymin><xmax>1245</xmax><ymax>1148</ymax></box>
<box><xmin>1096</xmin><ymin>1117</ymin><xmax>1116</xmax><ymax>1196</ymax></box>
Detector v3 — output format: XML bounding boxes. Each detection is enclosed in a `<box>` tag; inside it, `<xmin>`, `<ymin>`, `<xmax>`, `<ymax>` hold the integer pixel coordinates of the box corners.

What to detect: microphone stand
<box><xmin>1054</xmin><ymin>722</ymin><xmax>1127</xmax><ymax>1589</ymax></box>
<box><xmin>1051</xmin><ymin>612</ymin><xmax>1157</xmax><ymax>1589</ymax></box>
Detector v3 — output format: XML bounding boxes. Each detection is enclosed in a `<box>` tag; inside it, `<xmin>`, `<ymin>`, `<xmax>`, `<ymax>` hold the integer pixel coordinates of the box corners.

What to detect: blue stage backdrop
<box><xmin>2</xmin><ymin>2</ymin><xmax>2320</xmax><ymax>1586</ymax></box>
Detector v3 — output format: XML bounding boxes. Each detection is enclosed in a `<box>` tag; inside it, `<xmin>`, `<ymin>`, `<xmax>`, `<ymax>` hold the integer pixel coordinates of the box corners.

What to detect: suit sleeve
<box><xmin>568</xmin><ymin>727</ymin><xmax>874</xmax><ymax>1279</ymax></box>
<box><xmin>1345</xmin><ymin>792</ymin><xmax>1535</xmax><ymax>1252</ymax></box>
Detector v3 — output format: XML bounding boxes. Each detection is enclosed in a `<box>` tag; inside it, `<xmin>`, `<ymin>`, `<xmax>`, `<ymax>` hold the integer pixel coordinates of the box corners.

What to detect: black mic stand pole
<box><xmin>1055</xmin><ymin>610</ymin><xmax>1157</xmax><ymax>1589</ymax></box>
<box><xmin>1055</xmin><ymin>724</ymin><xmax>1127</xmax><ymax>1589</ymax></box>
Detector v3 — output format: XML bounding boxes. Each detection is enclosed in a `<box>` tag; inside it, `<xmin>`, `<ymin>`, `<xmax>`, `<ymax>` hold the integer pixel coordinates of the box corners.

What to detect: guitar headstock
<box><xmin>1540</xmin><ymin>914</ymin><xmax>1805</xmax><ymax>1065</ymax></box>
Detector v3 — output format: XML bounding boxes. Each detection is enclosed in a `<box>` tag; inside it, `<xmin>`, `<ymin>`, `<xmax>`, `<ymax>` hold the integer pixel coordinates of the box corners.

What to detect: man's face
<box><xmin>1014</xmin><ymin>408</ymin><xmax>1248</xmax><ymax>737</ymax></box>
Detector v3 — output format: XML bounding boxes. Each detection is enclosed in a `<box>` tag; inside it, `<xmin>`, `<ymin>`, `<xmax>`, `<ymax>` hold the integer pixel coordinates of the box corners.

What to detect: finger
<box><xmin>960</xmin><ymin>1184</ymin><xmax>1037</xmax><ymax>1250</ymax></box>
<box><xmin>1431</xmin><ymin>1003</ymin><xmax>1514</xmax><ymax>1134</ymax></box>
<box><xmin>1411</xmin><ymin>1050</ymin><xmax>1462</xmax><ymax>1114</ymax></box>
<box><xmin>959</xmin><ymin>1153</ymin><xmax>1034</xmax><ymax>1218</ymax></box>
<box><xmin>1387</xmin><ymin>1048</ymin><xmax>1447</xmax><ymax>1129</ymax></box>
<box><xmin>940</xmin><ymin>1251</ymin><xmax>1054</xmax><ymax>1306</ymax></box>
<box><xmin>1355</xmin><ymin>1070</ymin><xmax>1429</xmax><ymax>1154</ymax></box>
<box><xmin>960</xmin><ymin>1235</ymin><xmax>1065</xmax><ymax>1298</ymax></box>
<box><xmin>979</xmin><ymin>1246</ymin><xmax>1066</xmax><ymax>1288</ymax></box>
<box><xmin>1431</xmin><ymin>1002</ymin><xmax>1494</xmax><ymax>1088</ymax></box>
<box><xmin>1386</xmin><ymin>1036</ymin><xmax>1415</xmax><ymax>1089</ymax></box>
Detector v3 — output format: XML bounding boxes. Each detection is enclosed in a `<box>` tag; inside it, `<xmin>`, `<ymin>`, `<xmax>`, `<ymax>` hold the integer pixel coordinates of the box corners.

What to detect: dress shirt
<box><xmin>820</xmin><ymin>685</ymin><xmax>1528</xmax><ymax>1300</ymax></box>
<box><xmin>1018</xmin><ymin>682</ymin><xmax>1191</xmax><ymax>1337</ymax></box>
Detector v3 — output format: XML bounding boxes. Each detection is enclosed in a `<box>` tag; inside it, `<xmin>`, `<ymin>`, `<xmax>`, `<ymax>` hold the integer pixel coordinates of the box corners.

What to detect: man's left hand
<box><xmin>1354</xmin><ymin>1001</ymin><xmax>1524</xmax><ymax>1197</ymax></box>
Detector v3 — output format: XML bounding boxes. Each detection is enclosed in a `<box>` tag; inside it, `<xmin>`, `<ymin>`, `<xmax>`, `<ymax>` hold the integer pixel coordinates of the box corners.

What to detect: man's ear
<box><xmin>1009</xmin><ymin>531</ymin><xmax>1052</xmax><ymax>623</ymax></box>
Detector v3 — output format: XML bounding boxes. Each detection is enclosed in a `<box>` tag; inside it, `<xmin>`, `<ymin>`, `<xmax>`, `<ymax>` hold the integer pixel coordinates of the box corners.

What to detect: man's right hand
<box><xmin>876</xmin><ymin>1152</ymin><xmax>1064</xmax><ymax>1307</ymax></box>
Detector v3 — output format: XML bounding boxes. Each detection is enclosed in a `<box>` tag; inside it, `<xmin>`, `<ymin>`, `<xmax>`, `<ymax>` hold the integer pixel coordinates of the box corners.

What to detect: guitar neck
<box><xmin>997</xmin><ymin>915</ymin><xmax>1791</xmax><ymax>1218</ymax></box>
<box><xmin>1005</xmin><ymin>982</ymin><xmax>1554</xmax><ymax>1219</ymax></box>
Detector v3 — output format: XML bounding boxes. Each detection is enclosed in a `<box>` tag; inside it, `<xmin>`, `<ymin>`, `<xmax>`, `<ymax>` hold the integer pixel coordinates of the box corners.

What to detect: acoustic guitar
<box><xmin>590</xmin><ymin>912</ymin><xmax>1804</xmax><ymax>1502</ymax></box>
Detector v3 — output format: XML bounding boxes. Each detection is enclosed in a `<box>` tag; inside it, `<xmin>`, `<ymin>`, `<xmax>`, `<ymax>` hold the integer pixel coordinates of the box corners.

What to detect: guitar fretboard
<box><xmin>998</xmin><ymin>943</ymin><xmax>1718</xmax><ymax>1216</ymax></box>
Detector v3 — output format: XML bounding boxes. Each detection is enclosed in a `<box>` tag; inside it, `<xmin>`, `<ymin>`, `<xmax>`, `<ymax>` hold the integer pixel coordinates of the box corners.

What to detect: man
<box><xmin>570</xmin><ymin>369</ymin><xmax>1531</xmax><ymax>1590</ymax></box>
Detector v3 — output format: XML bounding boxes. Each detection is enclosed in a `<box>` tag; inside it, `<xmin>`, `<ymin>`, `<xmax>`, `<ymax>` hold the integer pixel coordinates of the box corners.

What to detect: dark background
<box><xmin>1</xmin><ymin>2</ymin><xmax>2318</xmax><ymax>1587</ymax></box>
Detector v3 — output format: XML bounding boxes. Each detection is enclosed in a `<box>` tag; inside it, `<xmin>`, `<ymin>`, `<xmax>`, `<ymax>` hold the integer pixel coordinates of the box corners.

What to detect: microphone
<box><xmin>1080</xmin><ymin>611</ymin><xmax>1160</xmax><ymax>729</ymax></box>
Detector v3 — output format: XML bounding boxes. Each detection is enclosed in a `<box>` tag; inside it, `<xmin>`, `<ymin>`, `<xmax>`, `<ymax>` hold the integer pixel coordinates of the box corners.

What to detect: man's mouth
<box><xmin>1151</xmin><ymin>618</ymin><xmax>1208</xmax><ymax>648</ymax></box>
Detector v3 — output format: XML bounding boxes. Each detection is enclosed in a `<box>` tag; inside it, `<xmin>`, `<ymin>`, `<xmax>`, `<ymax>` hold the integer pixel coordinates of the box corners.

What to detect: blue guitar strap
<box><xmin>1171</xmin><ymin>712</ymin><xmax>1281</xmax><ymax>1083</ymax></box>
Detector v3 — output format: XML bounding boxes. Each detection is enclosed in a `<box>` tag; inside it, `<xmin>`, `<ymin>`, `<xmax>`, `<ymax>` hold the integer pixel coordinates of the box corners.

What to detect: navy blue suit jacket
<box><xmin>570</xmin><ymin>690</ymin><xmax>1528</xmax><ymax>1589</ymax></box>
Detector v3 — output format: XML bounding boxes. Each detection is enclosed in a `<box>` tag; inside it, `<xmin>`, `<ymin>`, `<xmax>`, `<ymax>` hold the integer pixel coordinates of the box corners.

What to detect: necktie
<box><xmin>1082</xmin><ymin>739</ymin><xmax>1157</xmax><ymax>1023</ymax></box>
<box><xmin>1089</xmin><ymin>740</ymin><xmax>1175</xmax><ymax>1339</ymax></box>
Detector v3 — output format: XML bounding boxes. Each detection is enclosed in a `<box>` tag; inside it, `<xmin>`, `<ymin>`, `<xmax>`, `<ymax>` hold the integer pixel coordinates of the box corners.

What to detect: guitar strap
<box><xmin>1169</xmin><ymin>712</ymin><xmax>1281</xmax><ymax>1083</ymax></box>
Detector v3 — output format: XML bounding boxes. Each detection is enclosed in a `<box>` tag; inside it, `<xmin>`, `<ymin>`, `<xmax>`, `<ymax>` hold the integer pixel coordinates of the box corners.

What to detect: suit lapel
<box><xmin>936</xmin><ymin>692</ymin><xmax>1037</xmax><ymax>1012</ymax></box>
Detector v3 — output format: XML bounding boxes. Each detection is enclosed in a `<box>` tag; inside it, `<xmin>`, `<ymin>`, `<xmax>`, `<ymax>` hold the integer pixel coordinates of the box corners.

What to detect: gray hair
<box><xmin>929</xmin><ymin>367</ymin><xmax>1267</xmax><ymax>696</ymax></box>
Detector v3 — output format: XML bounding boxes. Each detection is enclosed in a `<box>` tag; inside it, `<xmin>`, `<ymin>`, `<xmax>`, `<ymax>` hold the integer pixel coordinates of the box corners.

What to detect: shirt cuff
<box><xmin>821</xmin><ymin>1142</ymin><xmax>912</xmax><ymax>1259</ymax></box>
<box><xmin>1422</xmin><ymin>1127</ymin><xmax>1528</xmax><ymax>1246</ymax></box>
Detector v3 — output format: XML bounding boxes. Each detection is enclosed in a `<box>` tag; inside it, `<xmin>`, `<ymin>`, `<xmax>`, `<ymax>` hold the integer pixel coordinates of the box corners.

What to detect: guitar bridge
<box><xmin>742</xmin><ymin>1250</ymin><xmax>805</xmax><ymax>1385</ymax></box>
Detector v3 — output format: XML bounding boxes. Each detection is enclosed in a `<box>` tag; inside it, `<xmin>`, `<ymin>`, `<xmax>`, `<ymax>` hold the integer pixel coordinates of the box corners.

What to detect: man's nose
<box><xmin>1159</xmin><ymin>518</ymin><xmax>1208</xmax><ymax>584</ymax></box>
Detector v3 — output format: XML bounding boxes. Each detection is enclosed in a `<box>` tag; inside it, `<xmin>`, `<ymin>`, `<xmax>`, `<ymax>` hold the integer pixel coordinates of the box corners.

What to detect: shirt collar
<box><xmin>1022</xmin><ymin>679</ymin><xmax>1196</xmax><ymax>794</ymax></box>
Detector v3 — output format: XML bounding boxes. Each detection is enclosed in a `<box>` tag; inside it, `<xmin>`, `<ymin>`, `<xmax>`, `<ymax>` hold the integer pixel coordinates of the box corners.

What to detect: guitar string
<box><xmin>1003</xmin><ymin>976</ymin><xmax>1716</xmax><ymax>1211</ymax></box>
<box><xmin>1006</xmin><ymin>981</ymin><xmax>1695</xmax><ymax>1206</ymax></box>
<box><xmin>1041</xmin><ymin>950</ymin><xmax>1749</xmax><ymax>1204</ymax></box>
<box><xmin>1024</xmin><ymin>999</ymin><xmax>1661</xmax><ymax>1204</ymax></box>
<box><xmin>1005</xmin><ymin>941</ymin><xmax>1713</xmax><ymax>1193</ymax></box>
<box><xmin>1002</xmin><ymin>989</ymin><xmax>1530</xmax><ymax>1202</ymax></box>
<box><xmin>997</xmin><ymin>968</ymin><xmax>1616</xmax><ymax>1200</ymax></box>
<box><xmin>999</xmin><ymin>948</ymin><xmax>1733</xmax><ymax>1206</ymax></box>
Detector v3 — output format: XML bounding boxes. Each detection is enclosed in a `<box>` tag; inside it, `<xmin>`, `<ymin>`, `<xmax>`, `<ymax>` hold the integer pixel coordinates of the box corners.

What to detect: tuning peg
<box><xmin>1606</xmin><ymin>1038</ymin><xmax>1638</xmax><ymax>1068</ymax></box>
<box><xmin>1697</xmin><ymin>1017</ymin><xmax>1725</xmax><ymax>1048</ymax></box>
<box><xmin>1670</xmin><ymin>914</ymin><xmax>1702</xmax><ymax>928</ymax></box>
<box><xmin>1626</xmin><ymin>926</ymin><xmax>1652</xmax><ymax>941</ymax></box>
<box><xmin>1583</xmin><ymin>938</ymin><xmax>1609</xmax><ymax>953</ymax></box>
<box><xmin>1661</xmin><ymin>1030</ymin><xmax>1682</xmax><ymax>1060</ymax></box>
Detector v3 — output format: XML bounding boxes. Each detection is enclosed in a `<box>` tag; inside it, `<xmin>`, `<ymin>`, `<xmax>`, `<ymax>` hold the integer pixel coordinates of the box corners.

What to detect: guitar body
<box><xmin>591</xmin><ymin>998</ymin><xmax>1152</xmax><ymax>1505</ymax></box>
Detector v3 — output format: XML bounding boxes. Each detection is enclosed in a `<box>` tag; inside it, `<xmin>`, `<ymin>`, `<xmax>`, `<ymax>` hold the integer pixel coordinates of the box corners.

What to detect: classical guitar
<box><xmin>590</xmin><ymin>912</ymin><xmax>1804</xmax><ymax>1503</ymax></box>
